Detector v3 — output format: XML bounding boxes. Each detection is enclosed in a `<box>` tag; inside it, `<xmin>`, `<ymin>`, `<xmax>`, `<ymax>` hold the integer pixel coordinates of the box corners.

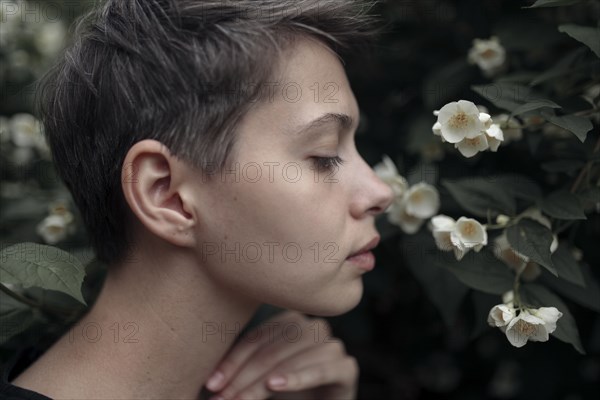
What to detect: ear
<box><xmin>121</xmin><ymin>139</ymin><xmax>197</xmax><ymax>248</ymax></box>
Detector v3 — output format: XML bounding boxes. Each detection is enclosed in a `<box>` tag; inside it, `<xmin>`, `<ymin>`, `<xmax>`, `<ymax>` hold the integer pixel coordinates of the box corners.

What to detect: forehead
<box><xmin>236</xmin><ymin>36</ymin><xmax>360</xmax><ymax>144</ymax></box>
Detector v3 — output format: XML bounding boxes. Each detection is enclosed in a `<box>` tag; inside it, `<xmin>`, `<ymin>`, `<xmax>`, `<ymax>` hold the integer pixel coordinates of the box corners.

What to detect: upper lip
<box><xmin>348</xmin><ymin>235</ymin><xmax>380</xmax><ymax>257</ymax></box>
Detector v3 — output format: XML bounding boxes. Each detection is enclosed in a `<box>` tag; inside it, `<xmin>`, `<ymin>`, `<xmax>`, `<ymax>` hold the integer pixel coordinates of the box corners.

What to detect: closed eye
<box><xmin>311</xmin><ymin>156</ymin><xmax>345</xmax><ymax>172</ymax></box>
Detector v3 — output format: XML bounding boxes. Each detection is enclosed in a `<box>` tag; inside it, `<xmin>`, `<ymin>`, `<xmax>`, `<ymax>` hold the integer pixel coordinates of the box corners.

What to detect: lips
<box><xmin>348</xmin><ymin>235</ymin><xmax>380</xmax><ymax>258</ymax></box>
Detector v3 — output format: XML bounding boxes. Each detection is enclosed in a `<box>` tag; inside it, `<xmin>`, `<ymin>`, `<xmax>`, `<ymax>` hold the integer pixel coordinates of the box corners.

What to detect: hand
<box><xmin>204</xmin><ymin>310</ymin><xmax>359</xmax><ymax>400</ymax></box>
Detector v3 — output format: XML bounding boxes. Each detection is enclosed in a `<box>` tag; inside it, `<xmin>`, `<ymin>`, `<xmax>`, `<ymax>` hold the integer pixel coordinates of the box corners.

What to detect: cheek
<box><xmin>229</xmin><ymin>169</ymin><xmax>345</xmax><ymax>245</ymax></box>
<box><xmin>193</xmin><ymin>165</ymin><xmax>355</xmax><ymax>309</ymax></box>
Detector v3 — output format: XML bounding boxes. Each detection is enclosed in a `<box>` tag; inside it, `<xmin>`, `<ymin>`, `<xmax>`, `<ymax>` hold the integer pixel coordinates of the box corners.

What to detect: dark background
<box><xmin>1</xmin><ymin>1</ymin><xmax>599</xmax><ymax>399</ymax></box>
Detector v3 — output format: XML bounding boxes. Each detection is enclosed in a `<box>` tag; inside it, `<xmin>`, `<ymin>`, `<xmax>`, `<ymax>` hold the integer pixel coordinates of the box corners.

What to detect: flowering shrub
<box><xmin>1</xmin><ymin>0</ymin><xmax>95</xmax><ymax>346</ymax></box>
<box><xmin>373</xmin><ymin>0</ymin><xmax>599</xmax><ymax>354</ymax></box>
<box><xmin>0</xmin><ymin>0</ymin><xmax>598</xmax><ymax>397</ymax></box>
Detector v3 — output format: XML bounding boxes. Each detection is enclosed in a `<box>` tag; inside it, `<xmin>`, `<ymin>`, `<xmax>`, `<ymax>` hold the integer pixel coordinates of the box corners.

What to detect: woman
<box><xmin>2</xmin><ymin>0</ymin><xmax>393</xmax><ymax>398</ymax></box>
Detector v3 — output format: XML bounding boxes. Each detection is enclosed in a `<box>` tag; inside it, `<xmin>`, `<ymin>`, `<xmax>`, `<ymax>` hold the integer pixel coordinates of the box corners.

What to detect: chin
<box><xmin>295</xmin><ymin>282</ymin><xmax>364</xmax><ymax>317</ymax></box>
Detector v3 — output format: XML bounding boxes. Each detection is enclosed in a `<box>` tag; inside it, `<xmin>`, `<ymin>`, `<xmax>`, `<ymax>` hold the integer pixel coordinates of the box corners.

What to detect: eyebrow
<box><xmin>287</xmin><ymin>113</ymin><xmax>356</xmax><ymax>137</ymax></box>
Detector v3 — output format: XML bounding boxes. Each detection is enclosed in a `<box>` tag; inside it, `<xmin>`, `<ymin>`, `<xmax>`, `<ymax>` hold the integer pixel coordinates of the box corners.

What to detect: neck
<box><xmin>12</xmin><ymin>243</ymin><xmax>261</xmax><ymax>400</ymax></box>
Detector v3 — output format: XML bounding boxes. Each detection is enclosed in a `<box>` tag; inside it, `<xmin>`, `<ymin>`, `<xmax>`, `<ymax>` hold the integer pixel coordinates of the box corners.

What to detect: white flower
<box><xmin>493</xmin><ymin>114</ymin><xmax>522</xmax><ymax>144</ymax></box>
<box><xmin>467</xmin><ymin>36</ymin><xmax>507</xmax><ymax>78</ymax></box>
<box><xmin>502</xmin><ymin>290</ymin><xmax>514</xmax><ymax>305</ymax></box>
<box><xmin>455</xmin><ymin>133</ymin><xmax>489</xmax><ymax>158</ymax></box>
<box><xmin>388</xmin><ymin>199</ymin><xmax>425</xmax><ymax>234</ymax></box>
<box><xmin>34</xmin><ymin>21</ymin><xmax>67</xmax><ymax>57</ymax></box>
<box><xmin>436</xmin><ymin>100</ymin><xmax>484</xmax><ymax>143</ymax></box>
<box><xmin>48</xmin><ymin>200</ymin><xmax>73</xmax><ymax>222</ymax></box>
<box><xmin>373</xmin><ymin>155</ymin><xmax>409</xmax><ymax>198</ymax></box>
<box><xmin>429</xmin><ymin>215</ymin><xmax>456</xmax><ymax>251</ymax></box>
<box><xmin>9</xmin><ymin>113</ymin><xmax>44</xmax><ymax>148</ymax></box>
<box><xmin>504</xmin><ymin>307</ymin><xmax>563</xmax><ymax>348</ymax></box>
<box><xmin>450</xmin><ymin>217</ymin><xmax>488</xmax><ymax>260</ymax></box>
<box><xmin>430</xmin><ymin>215</ymin><xmax>487</xmax><ymax>260</ymax></box>
<box><xmin>36</xmin><ymin>214</ymin><xmax>69</xmax><ymax>244</ymax></box>
<box><xmin>404</xmin><ymin>182</ymin><xmax>440</xmax><ymax>219</ymax></box>
<box><xmin>488</xmin><ymin>304</ymin><xmax>517</xmax><ymax>328</ymax></box>
<box><xmin>476</xmin><ymin>105</ymin><xmax>489</xmax><ymax>114</ymax></box>
<box><xmin>8</xmin><ymin>113</ymin><xmax>51</xmax><ymax>160</ymax></box>
<box><xmin>432</xmin><ymin>121</ymin><xmax>443</xmax><ymax>139</ymax></box>
<box><xmin>434</xmin><ymin>104</ymin><xmax>507</xmax><ymax>157</ymax></box>
<box><xmin>479</xmin><ymin>112</ymin><xmax>493</xmax><ymax>129</ymax></box>
<box><xmin>496</xmin><ymin>214</ymin><xmax>510</xmax><ymax>226</ymax></box>
<box><xmin>485</xmin><ymin>123</ymin><xmax>504</xmax><ymax>152</ymax></box>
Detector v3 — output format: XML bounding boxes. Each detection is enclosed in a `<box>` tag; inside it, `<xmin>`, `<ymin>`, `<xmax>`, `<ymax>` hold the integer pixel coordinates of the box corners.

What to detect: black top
<box><xmin>0</xmin><ymin>346</ymin><xmax>52</xmax><ymax>400</ymax></box>
<box><xmin>0</xmin><ymin>346</ymin><xmax>214</xmax><ymax>400</ymax></box>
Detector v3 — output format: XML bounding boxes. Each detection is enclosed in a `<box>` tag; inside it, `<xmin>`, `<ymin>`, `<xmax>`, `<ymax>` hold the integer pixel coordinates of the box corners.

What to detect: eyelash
<box><xmin>311</xmin><ymin>155</ymin><xmax>345</xmax><ymax>171</ymax></box>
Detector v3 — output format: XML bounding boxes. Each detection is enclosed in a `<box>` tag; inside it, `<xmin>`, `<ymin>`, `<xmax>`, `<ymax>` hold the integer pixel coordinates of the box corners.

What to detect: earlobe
<box><xmin>121</xmin><ymin>139</ymin><xmax>197</xmax><ymax>249</ymax></box>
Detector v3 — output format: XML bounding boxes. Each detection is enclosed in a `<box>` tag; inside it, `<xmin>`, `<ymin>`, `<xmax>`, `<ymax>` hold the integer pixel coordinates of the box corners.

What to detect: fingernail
<box><xmin>268</xmin><ymin>375</ymin><xmax>287</xmax><ymax>388</ymax></box>
<box><xmin>206</xmin><ymin>371</ymin><xmax>224</xmax><ymax>391</ymax></box>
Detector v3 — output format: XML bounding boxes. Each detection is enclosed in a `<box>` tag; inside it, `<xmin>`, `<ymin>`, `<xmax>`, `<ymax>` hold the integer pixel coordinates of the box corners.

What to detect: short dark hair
<box><xmin>36</xmin><ymin>0</ymin><xmax>380</xmax><ymax>265</ymax></box>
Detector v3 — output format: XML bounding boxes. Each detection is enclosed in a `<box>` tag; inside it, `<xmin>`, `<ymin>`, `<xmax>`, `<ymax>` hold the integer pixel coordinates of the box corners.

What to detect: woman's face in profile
<box><xmin>190</xmin><ymin>37</ymin><xmax>394</xmax><ymax>316</ymax></box>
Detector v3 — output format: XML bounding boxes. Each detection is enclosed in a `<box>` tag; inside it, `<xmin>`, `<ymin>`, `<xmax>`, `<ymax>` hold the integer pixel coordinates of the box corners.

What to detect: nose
<box><xmin>350</xmin><ymin>157</ymin><xmax>395</xmax><ymax>219</ymax></box>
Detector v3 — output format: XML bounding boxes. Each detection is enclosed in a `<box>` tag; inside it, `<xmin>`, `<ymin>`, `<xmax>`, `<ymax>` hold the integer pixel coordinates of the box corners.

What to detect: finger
<box><xmin>268</xmin><ymin>356</ymin><xmax>359</xmax><ymax>394</ymax></box>
<box><xmin>215</xmin><ymin>326</ymin><xmax>321</xmax><ymax>400</ymax></box>
<box><xmin>206</xmin><ymin>311</ymin><xmax>309</xmax><ymax>392</ymax></box>
<box><xmin>232</xmin><ymin>339</ymin><xmax>348</xmax><ymax>400</ymax></box>
<box><xmin>269</xmin><ymin>338</ymin><xmax>347</xmax><ymax>377</ymax></box>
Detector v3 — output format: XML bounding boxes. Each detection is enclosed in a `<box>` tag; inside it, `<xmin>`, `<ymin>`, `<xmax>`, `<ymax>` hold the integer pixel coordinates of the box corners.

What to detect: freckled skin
<box><xmin>8</xmin><ymin>37</ymin><xmax>394</xmax><ymax>400</ymax></box>
<box><xmin>187</xmin><ymin>38</ymin><xmax>394</xmax><ymax>316</ymax></box>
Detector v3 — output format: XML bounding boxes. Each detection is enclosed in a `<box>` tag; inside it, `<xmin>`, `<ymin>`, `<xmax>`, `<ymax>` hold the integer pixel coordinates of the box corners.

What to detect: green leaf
<box><xmin>540</xmin><ymin>109</ymin><xmax>593</xmax><ymax>142</ymax></box>
<box><xmin>577</xmin><ymin>187</ymin><xmax>600</xmax><ymax>209</ymax></box>
<box><xmin>0</xmin><ymin>243</ymin><xmax>87</xmax><ymax>305</ymax></box>
<box><xmin>551</xmin><ymin>243</ymin><xmax>585</xmax><ymax>287</ymax></box>
<box><xmin>436</xmin><ymin>250</ymin><xmax>514</xmax><ymax>295</ymax></box>
<box><xmin>524</xmin><ymin>0</ymin><xmax>581</xmax><ymax>7</ymax></box>
<box><xmin>471</xmin><ymin>83</ymin><xmax>529</xmax><ymax>112</ymax></box>
<box><xmin>541</xmin><ymin>190</ymin><xmax>587</xmax><ymax>220</ymax></box>
<box><xmin>558</xmin><ymin>24</ymin><xmax>600</xmax><ymax>58</ymax></box>
<box><xmin>442</xmin><ymin>178</ymin><xmax>516</xmax><ymax>218</ymax></box>
<box><xmin>471</xmin><ymin>83</ymin><xmax>557</xmax><ymax>114</ymax></box>
<box><xmin>541</xmin><ymin>263</ymin><xmax>600</xmax><ymax>312</ymax></box>
<box><xmin>492</xmin><ymin>174</ymin><xmax>543</xmax><ymax>202</ymax></box>
<box><xmin>506</xmin><ymin>219</ymin><xmax>556</xmax><ymax>275</ymax></box>
<box><xmin>494</xmin><ymin>72</ymin><xmax>538</xmax><ymax>84</ymax></box>
<box><xmin>0</xmin><ymin>292</ymin><xmax>36</xmax><ymax>345</ymax></box>
<box><xmin>511</xmin><ymin>99</ymin><xmax>562</xmax><ymax>116</ymax></box>
<box><xmin>540</xmin><ymin>159</ymin><xmax>584</xmax><ymax>173</ymax></box>
<box><xmin>521</xmin><ymin>283</ymin><xmax>585</xmax><ymax>354</ymax></box>
<box><xmin>401</xmin><ymin>233</ymin><xmax>469</xmax><ymax>327</ymax></box>
<box><xmin>530</xmin><ymin>48</ymin><xmax>589</xmax><ymax>86</ymax></box>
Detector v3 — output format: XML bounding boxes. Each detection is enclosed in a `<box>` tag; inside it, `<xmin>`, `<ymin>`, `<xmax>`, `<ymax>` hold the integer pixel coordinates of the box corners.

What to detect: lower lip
<box><xmin>346</xmin><ymin>251</ymin><xmax>375</xmax><ymax>271</ymax></box>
